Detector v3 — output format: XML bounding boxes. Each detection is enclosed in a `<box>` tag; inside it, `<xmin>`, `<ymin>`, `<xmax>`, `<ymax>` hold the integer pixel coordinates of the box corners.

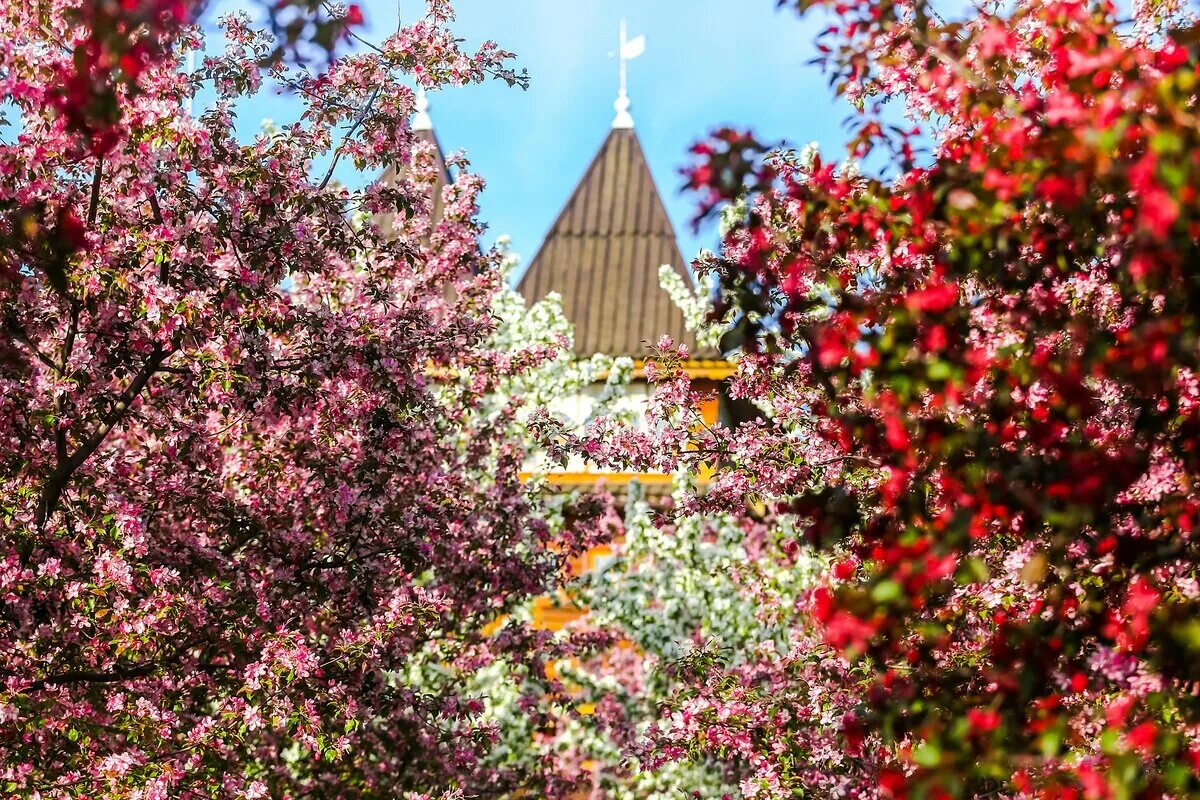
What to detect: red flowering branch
<box><xmin>669</xmin><ymin>0</ymin><xmax>1200</xmax><ymax>796</ymax></box>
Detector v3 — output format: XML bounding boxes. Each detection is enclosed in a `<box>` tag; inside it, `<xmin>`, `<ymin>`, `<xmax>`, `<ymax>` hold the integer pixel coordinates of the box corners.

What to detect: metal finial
<box><xmin>413</xmin><ymin>85</ymin><xmax>433</xmax><ymax>131</ymax></box>
<box><xmin>612</xmin><ymin>19</ymin><xmax>644</xmax><ymax>129</ymax></box>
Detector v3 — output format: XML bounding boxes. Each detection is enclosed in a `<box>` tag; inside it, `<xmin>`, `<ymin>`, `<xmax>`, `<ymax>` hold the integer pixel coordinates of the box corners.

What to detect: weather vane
<box><xmin>612</xmin><ymin>19</ymin><xmax>645</xmax><ymax>129</ymax></box>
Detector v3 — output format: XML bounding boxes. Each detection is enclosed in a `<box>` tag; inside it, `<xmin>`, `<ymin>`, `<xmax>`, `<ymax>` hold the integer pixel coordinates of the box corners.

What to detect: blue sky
<box><xmin>209</xmin><ymin>0</ymin><xmax>851</xmax><ymax>279</ymax></box>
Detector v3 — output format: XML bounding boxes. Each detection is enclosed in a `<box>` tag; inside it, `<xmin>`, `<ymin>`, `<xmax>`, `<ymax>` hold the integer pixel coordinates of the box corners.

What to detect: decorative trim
<box><xmin>519</xmin><ymin>471</ymin><xmax>676</xmax><ymax>487</ymax></box>
<box><xmin>593</xmin><ymin>358</ymin><xmax>735</xmax><ymax>382</ymax></box>
<box><xmin>678</xmin><ymin>359</ymin><xmax>736</xmax><ymax>380</ymax></box>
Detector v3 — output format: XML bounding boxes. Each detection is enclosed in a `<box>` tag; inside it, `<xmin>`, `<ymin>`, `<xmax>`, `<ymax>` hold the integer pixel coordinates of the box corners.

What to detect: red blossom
<box><xmin>55</xmin><ymin>207</ymin><xmax>88</xmax><ymax>253</ymax></box>
<box><xmin>967</xmin><ymin>708</ymin><xmax>1002</xmax><ymax>733</ymax></box>
<box><xmin>657</xmin><ymin>0</ymin><xmax>1200</xmax><ymax>794</ymax></box>
<box><xmin>832</xmin><ymin>558</ymin><xmax>857</xmax><ymax>581</ymax></box>
<box><xmin>1138</xmin><ymin>187</ymin><xmax>1180</xmax><ymax>239</ymax></box>
<box><xmin>1126</xmin><ymin>721</ymin><xmax>1159</xmax><ymax>754</ymax></box>
<box><xmin>903</xmin><ymin>282</ymin><xmax>958</xmax><ymax>314</ymax></box>
<box><xmin>879</xmin><ymin>767</ymin><xmax>908</xmax><ymax>798</ymax></box>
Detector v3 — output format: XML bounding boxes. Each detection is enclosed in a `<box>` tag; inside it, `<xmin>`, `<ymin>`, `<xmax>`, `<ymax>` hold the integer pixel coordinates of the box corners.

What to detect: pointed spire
<box><xmin>375</xmin><ymin>84</ymin><xmax>451</xmax><ymax>239</ymax></box>
<box><xmin>517</xmin><ymin>128</ymin><xmax>698</xmax><ymax>357</ymax></box>
<box><xmin>612</xmin><ymin>19</ymin><xmax>644</xmax><ymax>129</ymax></box>
<box><xmin>412</xmin><ymin>85</ymin><xmax>433</xmax><ymax>132</ymax></box>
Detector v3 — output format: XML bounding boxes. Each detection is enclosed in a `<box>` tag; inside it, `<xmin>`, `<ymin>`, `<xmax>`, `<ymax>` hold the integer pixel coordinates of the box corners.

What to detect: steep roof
<box><xmin>517</xmin><ymin>127</ymin><xmax>698</xmax><ymax>358</ymax></box>
<box><xmin>374</xmin><ymin>126</ymin><xmax>451</xmax><ymax>240</ymax></box>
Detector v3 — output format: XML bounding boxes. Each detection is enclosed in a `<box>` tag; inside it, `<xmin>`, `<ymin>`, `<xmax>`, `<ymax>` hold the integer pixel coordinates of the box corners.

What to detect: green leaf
<box><xmin>1040</xmin><ymin>728</ymin><xmax>1062</xmax><ymax>758</ymax></box>
<box><xmin>913</xmin><ymin>741</ymin><xmax>942</xmax><ymax>767</ymax></box>
<box><xmin>871</xmin><ymin>579</ymin><xmax>902</xmax><ymax>604</ymax></box>
<box><xmin>957</xmin><ymin>557</ymin><xmax>990</xmax><ymax>584</ymax></box>
<box><xmin>927</xmin><ymin>360</ymin><xmax>952</xmax><ymax>381</ymax></box>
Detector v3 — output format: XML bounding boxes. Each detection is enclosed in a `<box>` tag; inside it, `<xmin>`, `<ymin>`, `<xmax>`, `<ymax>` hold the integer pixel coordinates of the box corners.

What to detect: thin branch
<box><xmin>3</xmin><ymin>318</ymin><xmax>61</xmax><ymax>374</ymax></box>
<box><xmin>62</xmin><ymin>298</ymin><xmax>80</xmax><ymax>372</ymax></box>
<box><xmin>322</xmin><ymin>1</ymin><xmax>388</xmax><ymax>55</ymax></box>
<box><xmin>86</xmin><ymin>158</ymin><xmax>103</xmax><ymax>227</ymax></box>
<box><xmin>148</xmin><ymin>189</ymin><xmax>169</xmax><ymax>284</ymax></box>
<box><xmin>812</xmin><ymin>454</ymin><xmax>881</xmax><ymax>468</ymax></box>
<box><xmin>38</xmin><ymin>344</ymin><xmax>176</xmax><ymax>526</ymax></box>
<box><xmin>25</xmin><ymin>662</ymin><xmax>157</xmax><ymax>693</ymax></box>
<box><xmin>43</xmin><ymin>298</ymin><xmax>84</xmax><ymax>546</ymax></box>
<box><xmin>318</xmin><ymin>86</ymin><xmax>382</xmax><ymax>191</ymax></box>
<box><xmin>343</xmin><ymin>23</ymin><xmax>387</xmax><ymax>57</ymax></box>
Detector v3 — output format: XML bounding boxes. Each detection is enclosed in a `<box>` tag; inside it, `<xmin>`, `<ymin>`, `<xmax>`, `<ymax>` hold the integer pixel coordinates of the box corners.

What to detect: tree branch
<box><xmin>148</xmin><ymin>189</ymin><xmax>169</xmax><ymax>284</ymax></box>
<box><xmin>87</xmin><ymin>158</ymin><xmax>103</xmax><ymax>227</ymax></box>
<box><xmin>25</xmin><ymin>662</ymin><xmax>157</xmax><ymax>693</ymax></box>
<box><xmin>3</xmin><ymin>317</ymin><xmax>62</xmax><ymax>374</ymax></box>
<box><xmin>318</xmin><ymin>86</ymin><xmax>381</xmax><ymax>191</ymax></box>
<box><xmin>38</xmin><ymin>344</ymin><xmax>176</xmax><ymax>526</ymax></box>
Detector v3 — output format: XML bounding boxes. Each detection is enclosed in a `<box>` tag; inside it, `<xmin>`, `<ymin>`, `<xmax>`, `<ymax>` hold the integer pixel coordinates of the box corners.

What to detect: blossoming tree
<box><xmin>506</xmin><ymin>265</ymin><xmax>874</xmax><ymax>798</ymax></box>
<box><xmin>0</xmin><ymin>2</ymin><xmax>596</xmax><ymax>798</ymax></box>
<box><xmin>556</xmin><ymin>0</ymin><xmax>1200</xmax><ymax>797</ymax></box>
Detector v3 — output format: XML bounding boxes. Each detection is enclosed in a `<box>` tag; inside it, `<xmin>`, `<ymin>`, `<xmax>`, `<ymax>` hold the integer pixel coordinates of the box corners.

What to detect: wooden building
<box><xmin>380</xmin><ymin>44</ymin><xmax>732</xmax><ymax>636</ymax></box>
<box><xmin>509</xmin><ymin>36</ymin><xmax>733</xmax><ymax>632</ymax></box>
<box><xmin>514</xmin><ymin>66</ymin><xmax>730</xmax><ymax>502</ymax></box>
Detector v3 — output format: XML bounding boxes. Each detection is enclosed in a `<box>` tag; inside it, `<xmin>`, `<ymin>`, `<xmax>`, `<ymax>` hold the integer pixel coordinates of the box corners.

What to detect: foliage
<box><xmin>501</xmin><ymin>263</ymin><xmax>877</xmax><ymax>798</ymax></box>
<box><xmin>559</xmin><ymin>0</ymin><xmax>1200</xmax><ymax>796</ymax></box>
<box><xmin>0</xmin><ymin>3</ymin><xmax>591</xmax><ymax>798</ymax></box>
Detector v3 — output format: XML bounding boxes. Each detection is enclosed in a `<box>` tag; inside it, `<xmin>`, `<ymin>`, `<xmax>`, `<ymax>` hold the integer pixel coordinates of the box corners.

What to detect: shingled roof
<box><xmin>517</xmin><ymin>127</ymin><xmax>699</xmax><ymax>358</ymax></box>
<box><xmin>374</xmin><ymin>89</ymin><xmax>452</xmax><ymax>239</ymax></box>
<box><xmin>373</xmin><ymin>128</ymin><xmax>451</xmax><ymax>240</ymax></box>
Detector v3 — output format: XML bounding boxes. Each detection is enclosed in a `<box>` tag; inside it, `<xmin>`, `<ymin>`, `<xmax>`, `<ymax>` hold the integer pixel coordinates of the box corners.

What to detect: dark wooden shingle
<box><xmin>517</xmin><ymin>128</ymin><xmax>698</xmax><ymax>358</ymax></box>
